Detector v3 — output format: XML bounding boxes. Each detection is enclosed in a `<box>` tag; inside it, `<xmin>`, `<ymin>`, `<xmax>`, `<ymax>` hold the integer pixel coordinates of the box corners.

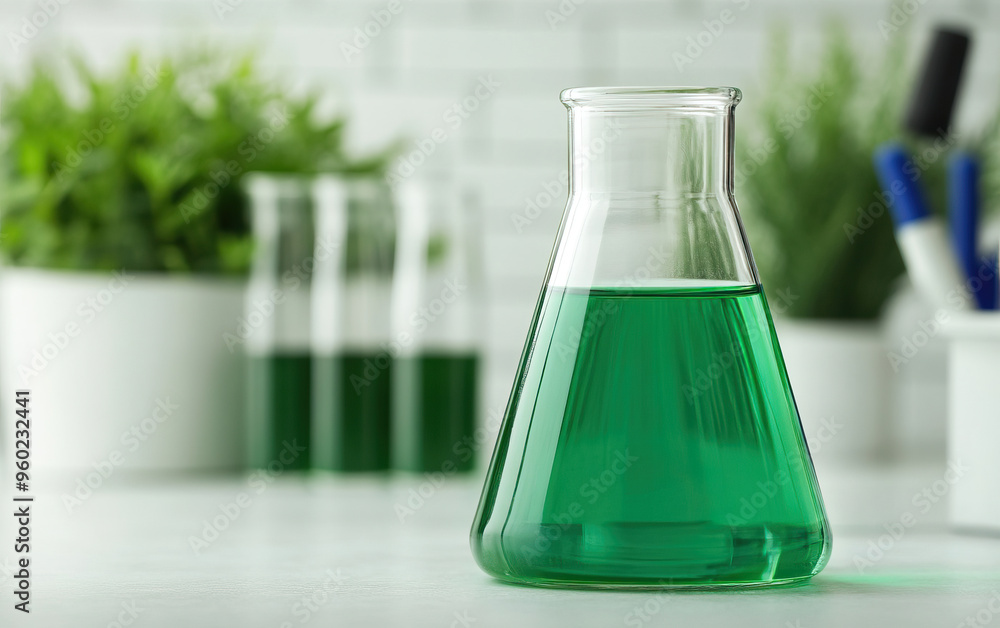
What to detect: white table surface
<box><xmin>4</xmin><ymin>461</ymin><xmax>1000</xmax><ymax>627</ymax></box>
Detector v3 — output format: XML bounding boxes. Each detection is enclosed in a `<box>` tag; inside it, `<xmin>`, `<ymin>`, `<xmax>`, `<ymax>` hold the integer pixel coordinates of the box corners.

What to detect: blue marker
<box><xmin>949</xmin><ymin>152</ymin><xmax>995</xmax><ymax>309</ymax></box>
<box><xmin>874</xmin><ymin>143</ymin><xmax>973</xmax><ymax>311</ymax></box>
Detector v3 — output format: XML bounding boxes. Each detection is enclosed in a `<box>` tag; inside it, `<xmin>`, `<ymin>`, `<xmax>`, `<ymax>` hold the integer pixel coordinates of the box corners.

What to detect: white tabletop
<box><xmin>5</xmin><ymin>462</ymin><xmax>1000</xmax><ymax>627</ymax></box>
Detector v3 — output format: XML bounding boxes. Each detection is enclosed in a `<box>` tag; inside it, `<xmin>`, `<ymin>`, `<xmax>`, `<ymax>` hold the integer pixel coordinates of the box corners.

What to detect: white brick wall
<box><xmin>2</xmin><ymin>0</ymin><xmax>998</xmax><ymax>416</ymax></box>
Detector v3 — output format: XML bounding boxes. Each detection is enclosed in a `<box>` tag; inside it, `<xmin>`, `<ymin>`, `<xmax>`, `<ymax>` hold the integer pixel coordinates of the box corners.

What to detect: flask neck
<box><xmin>566</xmin><ymin>98</ymin><xmax>736</xmax><ymax>197</ymax></box>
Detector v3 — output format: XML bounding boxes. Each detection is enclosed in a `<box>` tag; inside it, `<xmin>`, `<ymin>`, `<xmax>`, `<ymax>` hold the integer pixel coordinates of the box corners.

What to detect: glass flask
<box><xmin>244</xmin><ymin>175</ymin><xmax>316</xmax><ymax>471</ymax></box>
<box><xmin>470</xmin><ymin>87</ymin><xmax>831</xmax><ymax>588</ymax></box>
<box><xmin>311</xmin><ymin>177</ymin><xmax>396</xmax><ymax>471</ymax></box>
<box><xmin>391</xmin><ymin>178</ymin><xmax>482</xmax><ymax>473</ymax></box>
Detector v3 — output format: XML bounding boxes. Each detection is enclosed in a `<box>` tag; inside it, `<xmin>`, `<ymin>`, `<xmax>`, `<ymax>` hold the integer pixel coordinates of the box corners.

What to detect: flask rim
<box><xmin>560</xmin><ymin>86</ymin><xmax>741</xmax><ymax>109</ymax></box>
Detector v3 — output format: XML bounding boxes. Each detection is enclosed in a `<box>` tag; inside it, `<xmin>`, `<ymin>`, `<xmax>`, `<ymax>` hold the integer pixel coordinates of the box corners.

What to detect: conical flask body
<box><xmin>471</xmin><ymin>88</ymin><xmax>830</xmax><ymax>588</ymax></box>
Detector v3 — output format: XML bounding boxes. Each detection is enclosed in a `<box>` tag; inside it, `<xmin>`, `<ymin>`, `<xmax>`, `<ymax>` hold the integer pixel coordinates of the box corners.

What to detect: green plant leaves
<box><xmin>0</xmin><ymin>49</ymin><xmax>389</xmax><ymax>274</ymax></box>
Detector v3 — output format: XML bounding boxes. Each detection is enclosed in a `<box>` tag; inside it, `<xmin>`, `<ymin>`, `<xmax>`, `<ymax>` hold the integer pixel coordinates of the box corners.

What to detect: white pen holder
<box><xmin>945</xmin><ymin>313</ymin><xmax>1000</xmax><ymax>533</ymax></box>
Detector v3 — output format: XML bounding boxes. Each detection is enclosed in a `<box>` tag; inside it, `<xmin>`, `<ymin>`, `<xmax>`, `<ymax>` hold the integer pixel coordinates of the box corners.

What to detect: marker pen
<box><xmin>874</xmin><ymin>143</ymin><xmax>974</xmax><ymax>312</ymax></box>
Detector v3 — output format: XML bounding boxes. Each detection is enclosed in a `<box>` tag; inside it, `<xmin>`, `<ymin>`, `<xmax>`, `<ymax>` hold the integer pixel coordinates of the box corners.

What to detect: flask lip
<box><xmin>560</xmin><ymin>86</ymin><xmax>741</xmax><ymax>110</ymax></box>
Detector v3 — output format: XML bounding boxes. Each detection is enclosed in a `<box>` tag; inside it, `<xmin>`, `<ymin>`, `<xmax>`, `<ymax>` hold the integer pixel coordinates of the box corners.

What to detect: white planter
<box><xmin>774</xmin><ymin>319</ymin><xmax>890</xmax><ymax>463</ymax></box>
<box><xmin>0</xmin><ymin>269</ymin><xmax>246</xmax><ymax>473</ymax></box>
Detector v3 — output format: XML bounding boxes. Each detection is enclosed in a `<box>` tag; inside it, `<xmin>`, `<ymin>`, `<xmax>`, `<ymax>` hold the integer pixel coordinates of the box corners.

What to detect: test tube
<box><xmin>312</xmin><ymin>176</ymin><xmax>396</xmax><ymax>471</ymax></box>
<box><xmin>244</xmin><ymin>174</ymin><xmax>315</xmax><ymax>471</ymax></box>
<box><xmin>392</xmin><ymin>178</ymin><xmax>482</xmax><ymax>473</ymax></box>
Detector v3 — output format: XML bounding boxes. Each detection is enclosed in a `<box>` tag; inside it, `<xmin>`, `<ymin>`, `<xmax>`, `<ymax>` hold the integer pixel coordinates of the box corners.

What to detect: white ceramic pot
<box><xmin>774</xmin><ymin>318</ymin><xmax>890</xmax><ymax>463</ymax></box>
<box><xmin>0</xmin><ymin>269</ymin><xmax>246</xmax><ymax>473</ymax></box>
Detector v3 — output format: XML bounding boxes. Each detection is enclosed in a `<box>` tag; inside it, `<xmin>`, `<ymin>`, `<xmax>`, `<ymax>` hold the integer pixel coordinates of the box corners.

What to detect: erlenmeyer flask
<box><xmin>471</xmin><ymin>87</ymin><xmax>831</xmax><ymax>588</ymax></box>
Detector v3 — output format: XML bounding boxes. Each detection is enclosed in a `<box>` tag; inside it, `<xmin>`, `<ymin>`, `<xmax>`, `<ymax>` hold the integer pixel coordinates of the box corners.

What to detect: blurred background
<box><xmin>2</xmin><ymin>0</ymin><xmax>1000</xmax><ymax>482</ymax></box>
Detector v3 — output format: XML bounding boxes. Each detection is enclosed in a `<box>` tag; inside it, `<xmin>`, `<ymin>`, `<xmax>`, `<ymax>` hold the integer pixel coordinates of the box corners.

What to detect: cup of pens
<box><xmin>873</xmin><ymin>26</ymin><xmax>1000</xmax><ymax>533</ymax></box>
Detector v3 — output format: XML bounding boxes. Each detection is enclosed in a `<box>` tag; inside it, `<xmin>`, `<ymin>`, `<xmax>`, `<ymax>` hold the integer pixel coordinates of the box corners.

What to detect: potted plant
<box><xmin>0</xmin><ymin>50</ymin><xmax>388</xmax><ymax>474</ymax></box>
<box><xmin>737</xmin><ymin>26</ymin><xmax>998</xmax><ymax>462</ymax></box>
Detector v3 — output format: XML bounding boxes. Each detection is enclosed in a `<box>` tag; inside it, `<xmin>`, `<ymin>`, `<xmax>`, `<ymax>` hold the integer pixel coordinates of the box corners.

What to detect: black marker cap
<box><xmin>904</xmin><ymin>27</ymin><xmax>971</xmax><ymax>139</ymax></box>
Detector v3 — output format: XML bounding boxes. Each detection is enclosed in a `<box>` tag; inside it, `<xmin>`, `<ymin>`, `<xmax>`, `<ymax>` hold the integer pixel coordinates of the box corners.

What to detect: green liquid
<box><xmin>313</xmin><ymin>352</ymin><xmax>392</xmax><ymax>471</ymax></box>
<box><xmin>394</xmin><ymin>353</ymin><xmax>479</xmax><ymax>473</ymax></box>
<box><xmin>471</xmin><ymin>284</ymin><xmax>831</xmax><ymax>587</ymax></box>
<box><xmin>247</xmin><ymin>353</ymin><xmax>311</xmax><ymax>471</ymax></box>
